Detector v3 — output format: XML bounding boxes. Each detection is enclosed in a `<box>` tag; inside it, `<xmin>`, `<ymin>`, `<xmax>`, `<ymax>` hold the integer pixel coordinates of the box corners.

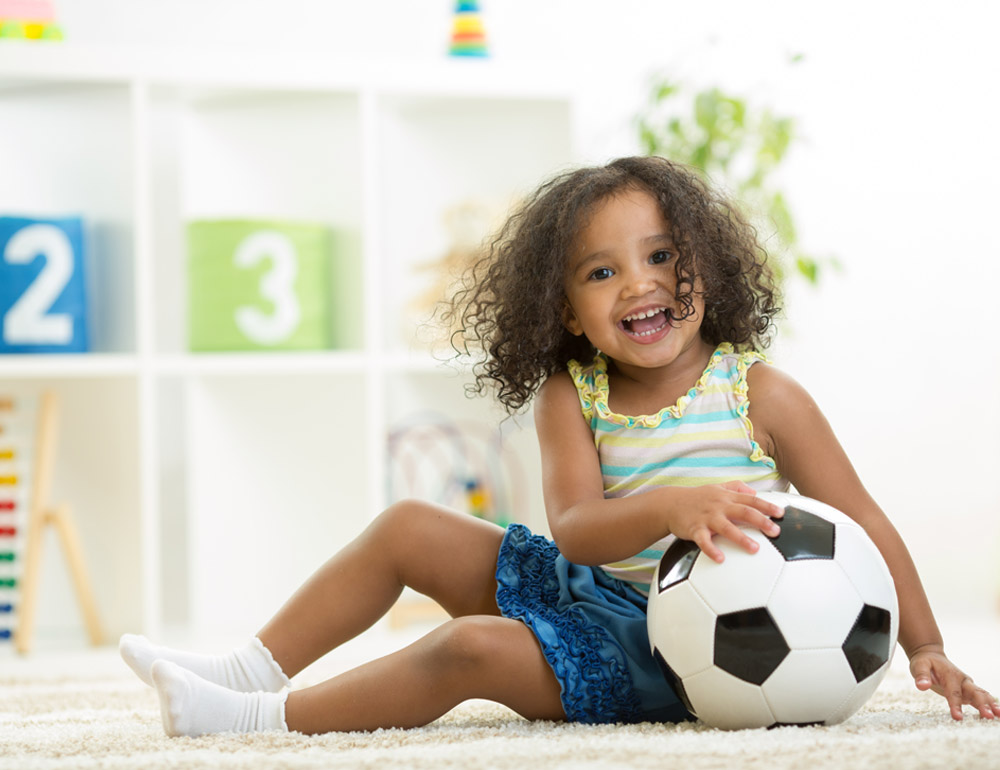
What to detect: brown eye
<box><xmin>589</xmin><ymin>267</ymin><xmax>614</xmax><ymax>281</ymax></box>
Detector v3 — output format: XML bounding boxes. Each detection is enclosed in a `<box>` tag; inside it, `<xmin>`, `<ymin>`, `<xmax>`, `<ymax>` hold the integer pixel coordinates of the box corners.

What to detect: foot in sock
<box><xmin>119</xmin><ymin>634</ymin><xmax>291</xmax><ymax>693</ymax></box>
<box><xmin>151</xmin><ymin>660</ymin><xmax>289</xmax><ymax>737</ymax></box>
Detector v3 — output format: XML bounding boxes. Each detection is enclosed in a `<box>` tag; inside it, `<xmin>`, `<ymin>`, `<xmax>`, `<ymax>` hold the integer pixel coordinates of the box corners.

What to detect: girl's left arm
<box><xmin>747</xmin><ymin>363</ymin><xmax>1000</xmax><ymax>722</ymax></box>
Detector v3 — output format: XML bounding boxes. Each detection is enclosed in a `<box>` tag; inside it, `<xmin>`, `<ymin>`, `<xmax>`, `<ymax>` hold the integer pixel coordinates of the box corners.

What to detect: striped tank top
<box><xmin>567</xmin><ymin>342</ymin><xmax>789</xmax><ymax>595</ymax></box>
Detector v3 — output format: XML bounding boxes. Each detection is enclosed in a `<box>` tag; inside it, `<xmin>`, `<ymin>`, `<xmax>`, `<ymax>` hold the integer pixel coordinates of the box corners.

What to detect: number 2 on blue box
<box><xmin>0</xmin><ymin>217</ymin><xmax>89</xmax><ymax>354</ymax></box>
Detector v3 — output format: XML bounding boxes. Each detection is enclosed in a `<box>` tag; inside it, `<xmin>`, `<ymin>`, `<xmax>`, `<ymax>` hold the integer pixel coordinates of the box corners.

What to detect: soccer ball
<box><xmin>647</xmin><ymin>491</ymin><xmax>898</xmax><ymax>729</ymax></box>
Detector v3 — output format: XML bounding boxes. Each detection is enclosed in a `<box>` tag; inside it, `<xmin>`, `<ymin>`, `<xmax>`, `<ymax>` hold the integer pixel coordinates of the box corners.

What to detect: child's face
<box><xmin>562</xmin><ymin>187</ymin><xmax>707</xmax><ymax>372</ymax></box>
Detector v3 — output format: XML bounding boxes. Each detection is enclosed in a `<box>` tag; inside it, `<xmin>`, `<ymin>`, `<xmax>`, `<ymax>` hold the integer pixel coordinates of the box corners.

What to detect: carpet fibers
<box><xmin>3</xmin><ymin>634</ymin><xmax>999</xmax><ymax>769</ymax></box>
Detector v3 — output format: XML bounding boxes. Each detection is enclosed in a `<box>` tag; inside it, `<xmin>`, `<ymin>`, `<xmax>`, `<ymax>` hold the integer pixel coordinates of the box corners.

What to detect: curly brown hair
<box><xmin>444</xmin><ymin>156</ymin><xmax>781</xmax><ymax>412</ymax></box>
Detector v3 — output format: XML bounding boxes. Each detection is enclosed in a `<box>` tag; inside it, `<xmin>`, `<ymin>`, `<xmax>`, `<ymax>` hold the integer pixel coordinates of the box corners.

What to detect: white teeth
<box><xmin>621</xmin><ymin>307</ymin><xmax>669</xmax><ymax>337</ymax></box>
<box><xmin>622</xmin><ymin>307</ymin><xmax>667</xmax><ymax>322</ymax></box>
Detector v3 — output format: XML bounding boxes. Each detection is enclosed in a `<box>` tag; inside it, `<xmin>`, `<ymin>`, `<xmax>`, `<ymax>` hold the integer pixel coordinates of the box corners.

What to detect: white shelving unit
<box><xmin>0</xmin><ymin>43</ymin><xmax>583</xmax><ymax>642</ymax></box>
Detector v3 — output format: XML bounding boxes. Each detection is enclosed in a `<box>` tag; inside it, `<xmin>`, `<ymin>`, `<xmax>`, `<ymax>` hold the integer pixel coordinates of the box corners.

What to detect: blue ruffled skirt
<box><xmin>495</xmin><ymin>523</ymin><xmax>692</xmax><ymax>724</ymax></box>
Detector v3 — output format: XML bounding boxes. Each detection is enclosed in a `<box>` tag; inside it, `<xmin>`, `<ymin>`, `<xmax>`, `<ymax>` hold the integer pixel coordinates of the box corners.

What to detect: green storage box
<box><xmin>187</xmin><ymin>220</ymin><xmax>358</xmax><ymax>352</ymax></box>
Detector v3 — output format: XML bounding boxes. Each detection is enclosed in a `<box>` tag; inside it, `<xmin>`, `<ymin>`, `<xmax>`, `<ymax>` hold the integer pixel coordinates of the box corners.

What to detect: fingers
<box><xmin>694</xmin><ymin>519</ymin><xmax>762</xmax><ymax>563</ymax></box>
<box><xmin>944</xmin><ymin>677</ymin><xmax>986</xmax><ymax>721</ymax></box>
<box><xmin>722</xmin><ymin>520</ymin><xmax>761</xmax><ymax>556</ymax></box>
<box><xmin>693</xmin><ymin>529</ymin><xmax>726</xmax><ymax>564</ymax></box>
<box><xmin>946</xmin><ymin>680</ymin><xmax>966</xmax><ymax>721</ymax></box>
<box><xmin>734</xmin><ymin>491</ymin><xmax>785</xmax><ymax>521</ymax></box>
<box><xmin>975</xmin><ymin>693</ymin><xmax>1000</xmax><ymax>720</ymax></box>
<box><xmin>913</xmin><ymin>674</ymin><xmax>934</xmax><ymax>692</ymax></box>
<box><xmin>681</xmin><ymin>485</ymin><xmax>786</xmax><ymax>563</ymax></box>
<box><xmin>912</xmin><ymin>656</ymin><xmax>1000</xmax><ymax>720</ymax></box>
<box><xmin>735</xmin><ymin>506</ymin><xmax>781</xmax><ymax>538</ymax></box>
<box><xmin>718</xmin><ymin>482</ymin><xmax>785</xmax><ymax>519</ymax></box>
<box><xmin>717</xmin><ymin>496</ymin><xmax>781</xmax><ymax>539</ymax></box>
<box><xmin>911</xmin><ymin>658</ymin><xmax>965</xmax><ymax>720</ymax></box>
<box><xmin>965</xmin><ymin>679</ymin><xmax>1000</xmax><ymax>721</ymax></box>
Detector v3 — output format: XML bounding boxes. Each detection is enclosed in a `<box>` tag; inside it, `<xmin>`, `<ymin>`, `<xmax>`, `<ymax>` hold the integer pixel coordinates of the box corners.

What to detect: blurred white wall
<box><xmin>50</xmin><ymin>0</ymin><xmax>1000</xmax><ymax>618</ymax></box>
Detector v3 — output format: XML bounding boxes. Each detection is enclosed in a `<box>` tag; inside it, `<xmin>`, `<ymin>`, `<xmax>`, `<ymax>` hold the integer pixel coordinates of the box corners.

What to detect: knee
<box><xmin>425</xmin><ymin>617</ymin><xmax>510</xmax><ymax>676</ymax></box>
<box><xmin>374</xmin><ymin>498</ymin><xmax>439</xmax><ymax>536</ymax></box>
<box><xmin>371</xmin><ymin>498</ymin><xmax>475</xmax><ymax>553</ymax></box>
<box><xmin>364</xmin><ymin>499</ymin><xmax>450</xmax><ymax>569</ymax></box>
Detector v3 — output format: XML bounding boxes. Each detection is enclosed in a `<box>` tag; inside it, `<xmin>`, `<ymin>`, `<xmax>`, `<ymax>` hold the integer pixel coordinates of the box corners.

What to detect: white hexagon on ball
<box><xmin>768</xmin><ymin>560</ymin><xmax>864</xmax><ymax>649</ymax></box>
<box><xmin>762</xmin><ymin>648</ymin><xmax>857</xmax><ymax>725</ymax></box>
<box><xmin>834</xmin><ymin>525</ymin><xmax>898</xmax><ymax>617</ymax></box>
<box><xmin>825</xmin><ymin>662</ymin><xmax>891</xmax><ymax>726</ymax></box>
<box><xmin>688</xmin><ymin>527</ymin><xmax>785</xmax><ymax>616</ymax></box>
<box><xmin>646</xmin><ymin>581</ymin><xmax>716</xmax><ymax>678</ymax></box>
<box><xmin>682</xmin><ymin>666</ymin><xmax>776</xmax><ymax>730</ymax></box>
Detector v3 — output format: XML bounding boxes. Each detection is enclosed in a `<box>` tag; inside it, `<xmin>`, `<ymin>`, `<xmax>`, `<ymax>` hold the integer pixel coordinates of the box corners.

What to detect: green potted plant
<box><xmin>637</xmin><ymin>77</ymin><xmax>835</xmax><ymax>288</ymax></box>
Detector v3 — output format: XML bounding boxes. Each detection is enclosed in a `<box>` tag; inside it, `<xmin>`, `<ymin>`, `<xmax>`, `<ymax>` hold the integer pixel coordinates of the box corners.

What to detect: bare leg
<box><xmin>284</xmin><ymin>616</ymin><xmax>565</xmax><ymax>734</ymax></box>
<box><xmin>257</xmin><ymin>500</ymin><xmax>507</xmax><ymax>678</ymax></box>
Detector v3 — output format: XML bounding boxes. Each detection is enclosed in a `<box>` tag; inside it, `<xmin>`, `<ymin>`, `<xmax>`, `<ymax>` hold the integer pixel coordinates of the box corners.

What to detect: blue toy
<box><xmin>0</xmin><ymin>216</ymin><xmax>89</xmax><ymax>354</ymax></box>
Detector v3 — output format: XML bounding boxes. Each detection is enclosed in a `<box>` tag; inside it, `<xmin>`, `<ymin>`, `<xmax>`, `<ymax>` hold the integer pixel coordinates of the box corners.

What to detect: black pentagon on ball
<box><xmin>715</xmin><ymin>607</ymin><xmax>790</xmax><ymax>685</ymax></box>
<box><xmin>653</xmin><ymin>648</ymin><xmax>696</xmax><ymax>715</ymax></box>
<box><xmin>843</xmin><ymin>604</ymin><xmax>893</xmax><ymax>682</ymax></box>
<box><xmin>769</xmin><ymin>721</ymin><xmax>824</xmax><ymax>729</ymax></box>
<box><xmin>768</xmin><ymin>505</ymin><xmax>836</xmax><ymax>561</ymax></box>
<box><xmin>656</xmin><ymin>538</ymin><xmax>701</xmax><ymax>592</ymax></box>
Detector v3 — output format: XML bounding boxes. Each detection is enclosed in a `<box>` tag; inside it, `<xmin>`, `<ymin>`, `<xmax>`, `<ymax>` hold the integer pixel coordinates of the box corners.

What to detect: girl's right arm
<box><xmin>534</xmin><ymin>371</ymin><xmax>781</xmax><ymax>566</ymax></box>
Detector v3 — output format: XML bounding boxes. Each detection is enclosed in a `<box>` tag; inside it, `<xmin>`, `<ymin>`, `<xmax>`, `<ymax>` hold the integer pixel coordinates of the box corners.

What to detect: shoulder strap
<box><xmin>567</xmin><ymin>355</ymin><xmax>604</xmax><ymax>423</ymax></box>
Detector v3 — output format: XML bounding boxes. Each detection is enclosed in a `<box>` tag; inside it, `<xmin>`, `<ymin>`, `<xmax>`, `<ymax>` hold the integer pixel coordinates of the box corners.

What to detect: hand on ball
<box><xmin>665</xmin><ymin>481</ymin><xmax>784</xmax><ymax>563</ymax></box>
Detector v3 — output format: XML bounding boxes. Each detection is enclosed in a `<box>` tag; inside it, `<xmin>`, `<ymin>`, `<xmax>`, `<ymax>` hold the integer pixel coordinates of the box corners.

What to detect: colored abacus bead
<box><xmin>0</xmin><ymin>526</ymin><xmax>15</xmax><ymax>536</ymax></box>
<box><xmin>0</xmin><ymin>577</ymin><xmax>16</xmax><ymax>588</ymax></box>
<box><xmin>0</xmin><ymin>629</ymin><xmax>11</xmax><ymax>640</ymax></box>
<box><xmin>0</xmin><ymin>552</ymin><xmax>15</xmax><ymax>561</ymax></box>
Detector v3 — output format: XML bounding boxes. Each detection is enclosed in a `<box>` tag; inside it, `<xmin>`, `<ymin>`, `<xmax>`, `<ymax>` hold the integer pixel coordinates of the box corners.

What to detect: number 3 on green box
<box><xmin>187</xmin><ymin>220</ymin><xmax>331</xmax><ymax>352</ymax></box>
<box><xmin>233</xmin><ymin>231</ymin><xmax>302</xmax><ymax>345</ymax></box>
<box><xmin>0</xmin><ymin>217</ymin><xmax>89</xmax><ymax>354</ymax></box>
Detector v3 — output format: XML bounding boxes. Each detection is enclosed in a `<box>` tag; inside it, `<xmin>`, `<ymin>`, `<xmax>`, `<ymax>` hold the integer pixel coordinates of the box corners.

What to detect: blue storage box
<box><xmin>0</xmin><ymin>216</ymin><xmax>89</xmax><ymax>354</ymax></box>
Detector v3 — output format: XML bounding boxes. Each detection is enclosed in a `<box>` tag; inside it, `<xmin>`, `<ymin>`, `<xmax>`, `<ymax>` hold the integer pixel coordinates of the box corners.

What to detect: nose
<box><xmin>620</xmin><ymin>263</ymin><xmax>658</xmax><ymax>298</ymax></box>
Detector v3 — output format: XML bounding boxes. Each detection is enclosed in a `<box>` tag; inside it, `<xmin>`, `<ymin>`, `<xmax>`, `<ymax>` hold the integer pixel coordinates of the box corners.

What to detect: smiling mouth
<box><xmin>620</xmin><ymin>307</ymin><xmax>671</xmax><ymax>337</ymax></box>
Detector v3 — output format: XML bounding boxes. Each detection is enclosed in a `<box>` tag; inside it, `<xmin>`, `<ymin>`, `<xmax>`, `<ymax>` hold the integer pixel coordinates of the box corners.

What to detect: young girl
<box><xmin>121</xmin><ymin>156</ymin><xmax>999</xmax><ymax>735</ymax></box>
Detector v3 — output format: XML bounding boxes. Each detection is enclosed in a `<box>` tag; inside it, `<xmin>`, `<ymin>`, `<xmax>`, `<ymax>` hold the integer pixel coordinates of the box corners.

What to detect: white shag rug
<box><xmin>3</xmin><ymin>623</ymin><xmax>1000</xmax><ymax>770</ymax></box>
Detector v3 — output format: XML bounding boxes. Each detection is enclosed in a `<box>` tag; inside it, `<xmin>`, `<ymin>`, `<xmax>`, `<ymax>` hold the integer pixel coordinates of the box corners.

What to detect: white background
<box><xmin>33</xmin><ymin>0</ymin><xmax>1000</xmax><ymax>619</ymax></box>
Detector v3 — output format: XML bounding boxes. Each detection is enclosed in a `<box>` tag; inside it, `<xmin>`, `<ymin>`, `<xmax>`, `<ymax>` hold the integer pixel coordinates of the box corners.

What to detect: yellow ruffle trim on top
<box><xmin>732</xmin><ymin>353</ymin><xmax>777</xmax><ymax>469</ymax></box>
<box><xmin>568</xmin><ymin>343</ymin><xmax>732</xmax><ymax>427</ymax></box>
<box><xmin>568</xmin><ymin>343</ymin><xmax>778</xmax><ymax>469</ymax></box>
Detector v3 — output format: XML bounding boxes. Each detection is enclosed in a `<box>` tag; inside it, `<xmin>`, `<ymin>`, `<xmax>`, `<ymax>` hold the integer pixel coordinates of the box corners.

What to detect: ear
<box><xmin>562</xmin><ymin>302</ymin><xmax>584</xmax><ymax>336</ymax></box>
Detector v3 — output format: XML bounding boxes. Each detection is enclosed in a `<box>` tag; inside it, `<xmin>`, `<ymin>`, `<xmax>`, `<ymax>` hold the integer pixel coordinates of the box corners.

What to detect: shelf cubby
<box><xmin>0</xmin><ymin>45</ymin><xmax>582</xmax><ymax>641</ymax></box>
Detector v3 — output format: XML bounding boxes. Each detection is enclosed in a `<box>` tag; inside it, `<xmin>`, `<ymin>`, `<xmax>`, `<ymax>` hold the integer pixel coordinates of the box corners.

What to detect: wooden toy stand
<box><xmin>13</xmin><ymin>391</ymin><xmax>104</xmax><ymax>653</ymax></box>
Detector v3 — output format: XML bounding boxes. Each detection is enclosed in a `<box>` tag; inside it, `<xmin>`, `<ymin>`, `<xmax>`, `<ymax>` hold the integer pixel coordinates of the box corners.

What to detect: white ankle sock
<box><xmin>119</xmin><ymin>634</ymin><xmax>290</xmax><ymax>693</ymax></box>
<box><xmin>152</xmin><ymin>660</ymin><xmax>289</xmax><ymax>737</ymax></box>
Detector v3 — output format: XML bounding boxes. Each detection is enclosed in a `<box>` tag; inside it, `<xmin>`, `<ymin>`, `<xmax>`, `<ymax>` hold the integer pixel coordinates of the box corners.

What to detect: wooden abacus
<box><xmin>0</xmin><ymin>391</ymin><xmax>104</xmax><ymax>653</ymax></box>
